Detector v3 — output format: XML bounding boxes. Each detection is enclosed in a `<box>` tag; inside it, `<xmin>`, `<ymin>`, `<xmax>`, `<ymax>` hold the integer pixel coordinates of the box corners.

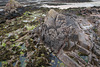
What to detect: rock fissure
<box><xmin>32</xmin><ymin>9</ymin><xmax>100</xmax><ymax>67</ymax></box>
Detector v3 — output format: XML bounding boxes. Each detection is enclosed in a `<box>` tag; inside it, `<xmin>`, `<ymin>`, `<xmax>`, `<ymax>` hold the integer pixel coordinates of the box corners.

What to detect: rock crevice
<box><xmin>32</xmin><ymin>9</ymin><xmax>100</xmax><ymax>67</ymax></box>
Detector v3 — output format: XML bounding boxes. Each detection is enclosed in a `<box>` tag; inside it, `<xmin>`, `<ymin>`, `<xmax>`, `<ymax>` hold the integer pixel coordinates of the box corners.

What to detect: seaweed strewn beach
<box><xmin>0</xmin><ymin>0</ymin><xmax>100</xmax><ymax>67</ymax></box>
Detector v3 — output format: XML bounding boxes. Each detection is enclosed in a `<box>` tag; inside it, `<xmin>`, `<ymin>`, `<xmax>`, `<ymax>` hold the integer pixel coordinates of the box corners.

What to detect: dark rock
<box><xmin>0</xmin><ymin>18</ymin><xmax>6</xmax><ymax>24</ymax></box>
<box><xmin>93</xmin><ymin>44</ymin><xmax>100</xmax><ymax>57</ymax></box>
<box><xmin>0</xmin><ymin>11</ymin><xmax>6</xmax><ymax>23</ymax></box>
<box><xmin>5</xmin><ymin>7</ymin><xmax>25</xmax><ymax>19</ymax></box>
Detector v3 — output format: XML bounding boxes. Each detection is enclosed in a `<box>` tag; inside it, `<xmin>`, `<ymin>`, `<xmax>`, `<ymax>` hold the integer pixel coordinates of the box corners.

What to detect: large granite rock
<box><xmin>32</xmin><ymin>9</ymin><xmax>100</xmax><ymax>67</ymax></box>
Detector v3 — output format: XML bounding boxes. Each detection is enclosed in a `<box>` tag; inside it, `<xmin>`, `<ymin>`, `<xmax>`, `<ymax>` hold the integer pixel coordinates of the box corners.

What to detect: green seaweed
<box><xmin>20</xmin><ymin>51</ymin><xmax>24</xmax><ymax>55</ymax></box>
<box><xmin>25</xmin><ymin>25</ymin><xmax>38</xmax><ymax>31</ymax></box>
<box><xmin>0</xmin><ymin>7</ymin><xmax>51</xmax><ymax>67</ymax></box>
<box><xmin>2</xmin><ymin>43</ymin><xmax>6</xmax><ymax>47</ymax></box>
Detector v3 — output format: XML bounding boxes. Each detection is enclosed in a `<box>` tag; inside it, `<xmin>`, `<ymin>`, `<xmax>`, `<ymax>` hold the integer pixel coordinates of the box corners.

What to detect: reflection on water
<box><xmin>19</xmin><ymin>54</ymin><xmax>64</xmax><ymax>67</ymax></box>
<box><xmin>0</xmin><ymin>62</ymin><xmax>2</xmax><ymax>67</ymax></box>
<box><xmin>50</xmin><ymin>54</ymin><xmax>65</xmax><ymax>67</ymax></box>
<box><xmin>20</xmin><ymin>44</ymin><xmax>27</xmax><ymax>67</ymax></box>
<box><xmin>0</xmin><ymin>45</ymin><xmax>62</xmax><ymax>67</ymax></box>
<box><xmin>20</xmin><ymin>56</ymin><xmax>27</xmax><ymax>67</ymax></box>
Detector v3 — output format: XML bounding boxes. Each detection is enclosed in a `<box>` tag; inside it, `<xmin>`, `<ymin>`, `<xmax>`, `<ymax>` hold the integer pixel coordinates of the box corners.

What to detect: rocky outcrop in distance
<box><xmin>53</xmin><ymin>0</ymin><xmax>91</xmax><ymax>2</ymax></box>
<box><xmin>32</xmin><ymin>9</ymin><xmax>100</xmax><ymax>67</ymax></box>
<box><xmin>0</xmin><ymin>0</ymin><xmax>23</xmax><ymax>23</ymax></box>
<box><xmin>4</xmin><ymin>0</ymin><xmax>22</xmax><ymax>13</ymax></box>
<box><xmin>0</xmin><ymin>0</ymin><xmax>92</xmax><ymax>2</ymax></box>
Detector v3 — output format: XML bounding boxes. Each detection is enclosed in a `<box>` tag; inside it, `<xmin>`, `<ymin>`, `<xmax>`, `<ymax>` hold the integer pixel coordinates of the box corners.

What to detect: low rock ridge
<box><xmin>0</xmin><ymin>0</ymin><xmax>92</xmax><ymax>2</ymax></box>
<box><xmin>32</xmin><ymin>9</ymin><xmax>100</xmax><ymax>67</ymax></box>
<box><xmin>53</xmin><ymin>0</ymin><xmax>91</xmax><ymax>2</ymax></box>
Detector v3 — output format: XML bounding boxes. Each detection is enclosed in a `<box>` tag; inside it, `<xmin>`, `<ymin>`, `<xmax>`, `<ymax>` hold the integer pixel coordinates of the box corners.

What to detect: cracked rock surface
<box><xmin>32</xmin><ymin>9</ymin><xmax>100</xmax><ymax>67</ymax></box>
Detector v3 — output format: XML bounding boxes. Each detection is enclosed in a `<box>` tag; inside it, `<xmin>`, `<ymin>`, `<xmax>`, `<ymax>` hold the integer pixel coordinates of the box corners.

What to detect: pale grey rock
<box><xmin>32</xmin><ymin>9</ymin><xmax>100</xmax><ymax>67</ymax></box>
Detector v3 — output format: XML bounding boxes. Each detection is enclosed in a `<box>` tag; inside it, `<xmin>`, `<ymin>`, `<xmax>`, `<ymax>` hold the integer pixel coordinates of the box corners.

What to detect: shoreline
<box><xmin>41</xmin><ymin>1</ymin><xmax>100</xmax><ymax>9</ymax></box>
<box><xmin>0</xmin><ymin>1</ymin><xmax>100</xmax><ymax>10</ymax></box>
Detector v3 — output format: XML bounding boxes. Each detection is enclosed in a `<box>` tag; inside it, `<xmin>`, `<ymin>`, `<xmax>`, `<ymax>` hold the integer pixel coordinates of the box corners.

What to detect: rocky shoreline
<box><xmin>32</xmin><ymin>7</ymin><xmax>100</xmax><ymax>66</ymax></box>
<box><xmin>0</xmin><ymin>0</ymin><xmax>100</xmax><ymax>67</ymax></box>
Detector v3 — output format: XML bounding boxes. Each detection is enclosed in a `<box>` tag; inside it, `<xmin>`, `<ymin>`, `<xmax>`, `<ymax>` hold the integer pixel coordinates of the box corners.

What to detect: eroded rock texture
<box><xmin>0</xmin><ymin>0</ymin><xmax>24</xmax><ymax>20</ymax></box>
<box><xmin>4</xmin><ymin>0</ymin><xmax>22</xmax><ymax>13</ymax></box>
<box><xmin>32</xmin><ymin>9</ymin><xmax>100</xmax><ymax>67</ymax></box>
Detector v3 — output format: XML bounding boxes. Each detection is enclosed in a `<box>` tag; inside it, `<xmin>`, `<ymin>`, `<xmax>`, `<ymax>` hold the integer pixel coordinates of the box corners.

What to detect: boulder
<box><xmin>32</xmin><ymin>9</ymin><xmax>100</xmax><ymax>67</ymax></box>
<box><xmin>2</xmin><ymin>0</ymin><xmax>25</xmax><ymax>20</ymax></box>
<box><xmin>4</xmin><ymin>0</ymin><xmax>22</xmax><ymax>13</ymax></box>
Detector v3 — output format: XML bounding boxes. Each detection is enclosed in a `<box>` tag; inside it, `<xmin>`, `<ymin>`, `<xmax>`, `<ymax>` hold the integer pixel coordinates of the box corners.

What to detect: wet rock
<box><xmin>93</xmin><ymin>44</ymin><xmax>100</xmax><ymax>57</ymax></box>
<box><xmin>33</xmin><ymin>9</ymin><xmax>100</xmax><ymax>67</ymax></box>
<box><xmin>5</xmin><ymin>7</ymin><xmax>25</xmax><ymax>19</ymax></box>
<box><xmin>0</xmin><ymin>11</ymin><xmax>6</xmax><ymax>23</ymax></box>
